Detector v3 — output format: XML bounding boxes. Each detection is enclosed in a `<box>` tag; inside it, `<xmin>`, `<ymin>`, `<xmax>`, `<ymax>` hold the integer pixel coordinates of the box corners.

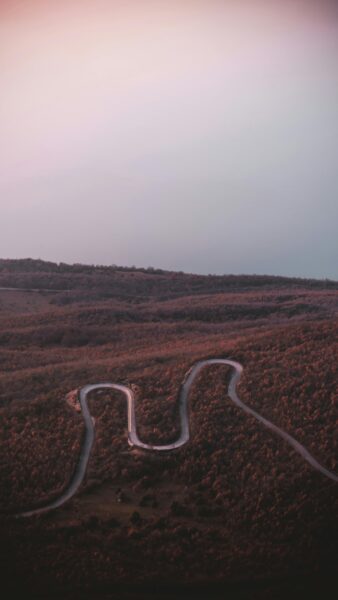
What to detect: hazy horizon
<box><xmin>1</xmin><ymin>0</ymin><xmax>338</xmax><ymax>279</ymax></box>
<box><xmin>2</xmin><ymin>255</ymin><xmax>338</xmax><ymax>283</ymax></box>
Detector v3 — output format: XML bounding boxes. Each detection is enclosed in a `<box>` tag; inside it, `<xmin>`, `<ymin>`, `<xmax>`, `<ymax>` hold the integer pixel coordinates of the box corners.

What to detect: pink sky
<box><xmin>1</xmin><ymin>1</ymin><xmax>338</xmax><ymax>277</ymax></box>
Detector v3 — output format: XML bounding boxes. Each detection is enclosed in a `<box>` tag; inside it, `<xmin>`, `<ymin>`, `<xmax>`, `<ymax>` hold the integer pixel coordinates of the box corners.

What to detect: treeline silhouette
<box><xmin>0</xmin><ymin>258</ymin><xmax>336</xmax><ymax>298</ymax></box>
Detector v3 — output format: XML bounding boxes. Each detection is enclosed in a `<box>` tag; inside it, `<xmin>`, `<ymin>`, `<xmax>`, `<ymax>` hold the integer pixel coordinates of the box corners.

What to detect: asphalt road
<box><xmin>0</xmin><ymin>287</ymin><xmax>65</xmax><ymax>293</ymax></box>
<box><xmin>17</xmin><ymin>359</ymin><xmax>337</xmax><ymax>517</ymax></box>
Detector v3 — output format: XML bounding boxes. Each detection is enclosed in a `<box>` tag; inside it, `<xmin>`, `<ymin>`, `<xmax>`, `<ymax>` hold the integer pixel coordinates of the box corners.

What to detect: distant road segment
<box><xmin>0</xmin><ymin>287</ymin><xmax>66</xmax><ymax>293</ymax></box>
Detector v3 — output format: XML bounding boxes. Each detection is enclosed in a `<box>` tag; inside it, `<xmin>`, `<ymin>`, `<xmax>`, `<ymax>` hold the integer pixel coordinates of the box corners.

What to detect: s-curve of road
<box><xmin>17</xmin><ymin>359</ymin><xmax>338</xmax><ymax>518</ymax></box>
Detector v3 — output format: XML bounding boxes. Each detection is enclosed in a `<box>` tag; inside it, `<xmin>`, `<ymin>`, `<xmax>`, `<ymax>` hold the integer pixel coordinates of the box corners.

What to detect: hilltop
<box><xmin>0</xmin><ymin>258</ymin><xmax>336</xmax><ymax>301</ymax></box>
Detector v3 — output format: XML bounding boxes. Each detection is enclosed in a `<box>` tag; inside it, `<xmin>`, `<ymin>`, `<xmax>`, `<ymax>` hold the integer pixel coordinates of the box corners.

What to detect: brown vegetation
<box><xmin>0</xmin><ymin>259</ymin><xmax>337</xmax><ymax>599</ymax></box>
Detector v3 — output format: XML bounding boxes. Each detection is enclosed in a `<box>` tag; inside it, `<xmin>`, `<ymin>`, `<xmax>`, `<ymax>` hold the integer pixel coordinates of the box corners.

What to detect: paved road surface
<box><xmin>0</xmin><ymin>287</ymin><xmax>66</xmax><ymax>293</ymax></box>
<box><xmin>17</xmin><ymin>359</ymin><xmax>338</xmax><ymax>517</ymax></box>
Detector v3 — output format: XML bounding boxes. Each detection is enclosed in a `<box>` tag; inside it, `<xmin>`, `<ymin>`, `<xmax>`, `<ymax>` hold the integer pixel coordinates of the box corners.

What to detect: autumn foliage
<box><xmin>0</xmin><ymin>259</ymin><xmax>337</xmax><ymax>599</ymax></box>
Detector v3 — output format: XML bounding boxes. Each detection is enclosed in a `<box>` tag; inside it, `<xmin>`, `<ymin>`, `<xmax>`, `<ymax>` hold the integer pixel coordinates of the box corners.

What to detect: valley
<box><xmin>0</xmin><ymin>259</ymin><xmax>337</xmax><ymax>599</ymax></box>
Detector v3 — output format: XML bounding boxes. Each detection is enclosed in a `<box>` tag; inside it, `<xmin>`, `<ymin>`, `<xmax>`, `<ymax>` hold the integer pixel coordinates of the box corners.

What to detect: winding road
<box><xmin>17</xmin><ymin>359</ymin><xmax>338</xmax><ymax>518</ymax></box>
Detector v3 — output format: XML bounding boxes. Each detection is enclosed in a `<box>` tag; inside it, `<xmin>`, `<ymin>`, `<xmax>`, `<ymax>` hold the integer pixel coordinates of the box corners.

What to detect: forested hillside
<box><xmin>0</xmin><ymin>260</ymin><xmax>337</xmax><ymax>599</ymax></box>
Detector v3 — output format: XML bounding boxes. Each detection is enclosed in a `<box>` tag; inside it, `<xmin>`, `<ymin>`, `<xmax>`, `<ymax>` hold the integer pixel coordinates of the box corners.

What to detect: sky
<box><xmin>1</xmin><ymin>0</ymin><xmax>338</xmax><ymax>278</ymax></box>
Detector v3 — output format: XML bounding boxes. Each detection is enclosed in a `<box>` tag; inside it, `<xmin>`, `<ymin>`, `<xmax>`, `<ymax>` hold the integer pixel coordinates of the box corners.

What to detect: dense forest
<box><xmin>0</xmin><ymin>260</ymin><xmax>337</xmax><ymax>599</ymax></box>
